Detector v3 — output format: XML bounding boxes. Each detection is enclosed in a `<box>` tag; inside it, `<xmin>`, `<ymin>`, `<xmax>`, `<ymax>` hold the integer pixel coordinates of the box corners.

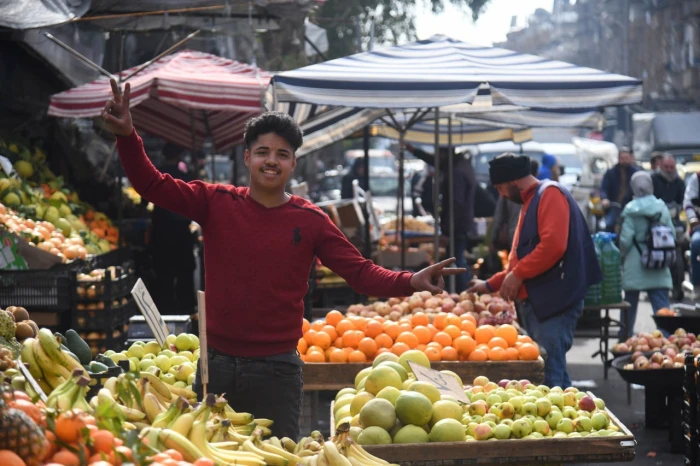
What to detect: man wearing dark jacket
<box><xmin>411</xmin><ymin>165</ymin><xmax>434</xmax><ymax>216</ymax></box>
<box><xmin>341</xmin><ymin>158</ymin><xmax>367</xmax><ymax>199</ymax></box>
<box><xmin>652</xmin><ymin>155</ymin><xmax>684</xmax><ymax>206</ymax></box>
<box><xmin>601</xmin><ymin>147</ymin><xmax>639</xmax><ymax>232</ymax></box>
<box><xmin>406</xmin><ymin>144</ymin><xmax>476</xmax><ymax>291</ymax></box>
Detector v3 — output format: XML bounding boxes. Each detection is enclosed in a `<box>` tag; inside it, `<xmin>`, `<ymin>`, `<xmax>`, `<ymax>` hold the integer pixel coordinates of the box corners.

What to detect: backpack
<box><xmin>633</xmin><ymin>213</ymin><xmax>676</xmax><ymax>269</ymax></box>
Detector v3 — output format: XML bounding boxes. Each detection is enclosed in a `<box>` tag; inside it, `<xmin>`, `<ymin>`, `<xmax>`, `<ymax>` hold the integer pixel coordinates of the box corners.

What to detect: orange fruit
<box><xmin>412</xmin><ymin>312</ymin><xmax>429</xmax><ymax>327</ymax></box>
<box><xmin>475</xmin><ymin>325</ymin><xmax>496</xmax><ymax>345</ymax></box>
<box><xmin>427</xmin><ymin>341</ymin><xmax>444</xmax><ymax>351</ymax></box>
<box><xmin>164</xmin><ymin>449</ymin><xmax>184</xmax><ymax>462</ymax></box>
<box><xmin>313</xmin><ymin>332</ymin><xmax>332</xmax><ymax>350</ymax></box>
<box><xmin>306</xmin><ymin>351</ymin><xmax>325</xmax><ymax>363</ymax></box>
<box><xmin>443</xmin><ymin>325</ymin><xmax>461</xmax><ymax>340</ymax></box>
<box><xmin>496</xmin><ymin>324</ymin><xmax>518</xmax><ymax>347</ymax></box>
<box><xmin>348</xmin><ymin>350</ymin><xmax>368</xmax><ymax>363</ymax></box>
<box><xmin>461</xmin><ymin>320</ymin><xmax>476</xmax><ymax>337</ymax></box>
<box><xmin>343</xmin><ymin>347</ymin><xmax>354</xmax><ymax>357</ymax></box>
<box><xmin>504</xmin><ymin>347</ymin><xmax>520</xmax><ymax>360</ymax></box>
<box><xmin>303</xmin><ymin>329</ymin><xmax>317</xmax><ymax>346</ymax></box>
<box><xmin>297</xmin><ymin>338</ymin><xmax>308</xmax><ymax>354</ymax></box>
<box><xmin>461</xmin><ymin>313</ymin><xmax>477</xmax><ymax>325</ymax></box>
<box><xmin>334</xmin><ymin>337</ymin><xmax>344</xmax><ymax>348</ymax></box>
<box><xmin>391</xmin><ymin>342</ymin><xmax>410</xmax><ymax>356</ymax></box>
<box><xmin>193</xmin><ymin>459</ymin><xmax>216</xmax><ymax>466</ymax></box>
<box><xmin>433</xmin><ymin>312</ymin><xmax>448</xmax><ymax>330</ymax></box>
<box><xmin>445</xmin><ymin>314</ymin><xmax>462</xmax><ymax>328</ymax></box>
<box><xmin>412</xmin><ymin>326</ymin><xmax>432</xmax><ymax>345</ymax></box>
<box><xmin>468</xmin><ymin>349</ymin><xmax>488</xmax><ymax>361</ymax></box>
<box><xmin>365</xmin><ymin>320</ymin><xmax>384</xmax><ymax>338</ymax></box>
<box><xmin>441</xmin><ymin>346</ymin><xmax>459</xmax><ymax>361</ymax></box>
<box><xmin>433</xmin><ymin>331</ymin><xmax>452</xmax><ymax>348</ymax></box>
<box><xmin>416</xmin><ymin>344</ymin><xmax>427</xmax><ymax>352</ymax></box>
<box><xmin>325</xmin><ymin>347</ymin><xmax>335</xmax><ymax>360</ymax></box>
<box><xmin>302</xmin><ymin>318</ymin><xmax>311</xmax><ymax>334</ymax></box>
<box><xmin>488</xmin><ymin>346</ymin><xmax>506</xmax><ymax>361</ymax></box>
<box><xmin>322</xmin><ymin>325</ymin><xmax>338</xmax><ymax>341</ymax></box>
<box><xmin>396</xmin><ymin>332</ymin><xmax>419</xmax><ymax>349</ymax></box>
<box><xmin>308</xmin><ymin>345</ymin><xmax>324</xmax><ymax>355</ymax></box>
<box><xmin>517</xmin><ymin>335</ymin><xmax>533</xmax><ymax>344</ymax></box>
<box><xmin>374</xmin><ymin>316</ymin><xmax>385</xmax><ymax>324</ymax></box>
<box><xmin>398</xmin><ymin>323</ymin><xmax>413</xmax><ymax>334</ymax></box>
<box><xmin>358</xmin><ymin>337</ymin><xmax>378</xmax><ymax>358</ymax></box>
<box><xmin>349</xmin><ymin>316</ymin><xmax>368</xmax><ymax>332</ymax></box>
<box><xmin>427</xmin><ymin>324</ymin><xmax>439</xmax><ymax>338</ymax></box>
<box><xmin>336</xmin><ymin>319</ymin><xmax>355</xmax><ymax>336</ymax></box>
<box><xmin>342</xmin><ymin>330</ymin><xmax>361</xmax><ymax>349</ymax></box>
<box><xmin>329</xmin><ymin>348</ymin><xmax>348</xmax><ymax>363</ymax></box>
<box><xmin>311</xmin><ymin>320</ymin><xmax>325</xmax><ymax>331</ymax></box>
<box><xmin>519</xmin><ymin>343</ymin><xmax>540</xmax><ymax>360</ymax></box>
<box><xmin>376</xmin><ymin>347</ymin><xmax>391</xmax><ymax>356</ymax></box>
<box><xmin>453</xmin><ymin>335</ymin><xmax>476</xmax><ymax>356</ymax></box>
<box><xmin>488</xmin><ymin>337</ymin><xmax>508</xmax><ymax>350</ymax></box>
<box><xmin>384</xmin><ymin>322</ymin><xmax>401</xmax><ymax>340</ymax></box>
<box><xmin>424</xmin><ymin>346</ymin><xmax>441</xmax><ymax>362</ymax></box>
<box><xmin>375</xmin><ymin>333</ymin><xmax>394</xmax><ymax>349</ymax></box>
<box><xmin>52</xmin><ymin>450</ymin><xmax>80</xmax><ymax>466</ymax></box>
<box><xmin>325</xmin><ymin>310</ymin><xmax>343</xmax><ymax>327</ymax></box>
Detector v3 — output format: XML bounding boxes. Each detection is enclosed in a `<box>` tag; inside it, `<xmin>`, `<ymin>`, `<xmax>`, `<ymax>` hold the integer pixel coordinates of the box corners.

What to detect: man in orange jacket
<box><xmin>469</xmin><ymin>153</ymin><xmax>601</xmax><ymax>387</ymax></box>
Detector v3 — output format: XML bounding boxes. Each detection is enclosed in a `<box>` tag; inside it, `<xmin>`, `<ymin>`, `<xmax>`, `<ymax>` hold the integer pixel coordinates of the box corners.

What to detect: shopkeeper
<box><xmin>468</xmin><ymin>153</ymin><xmax>601</xmax><ymax>388</ymax></box>
<box><xmin>102</xmin><ymin>79</ymin><xmax>465</xmax><ymax>440</ymax></box>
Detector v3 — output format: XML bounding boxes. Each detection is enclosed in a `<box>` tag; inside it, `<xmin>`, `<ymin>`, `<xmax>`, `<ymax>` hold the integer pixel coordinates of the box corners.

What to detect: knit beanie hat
<box><xmin>631</xmin><ymin>171</ymin><xmax>653</xmax><ymax>197</ymax></box>
<box><xmin>489</xmin><ymin>153</ymin><xmax>532</xmax><ymax>185</ymax></box>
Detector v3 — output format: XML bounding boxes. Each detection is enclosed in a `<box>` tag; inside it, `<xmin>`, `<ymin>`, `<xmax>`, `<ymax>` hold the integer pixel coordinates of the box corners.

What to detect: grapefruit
<box><xmin>365</xmin><ymin>366</ymin><xmax>403</xmax><ymax>395</ymax></box>
<box><xmin>395</xmin><ymin>391</ymin><xmax>433</xmax><ymax>426</ymax></box>
<box><xmin>376</xmin><ymin>386</ymin><xmax>402</xmax><ymax>406</ymax></box>
<box><xmin>409</xmin><ymin>381</ymin><xmax>442</xmax><ymax>404</ymax></box>
<box><xmin>357</xmin><ymin>426</ymin><xmax>392</xmax><ymax>445</ymax></box>
<box><xmin>398</xmin><ymin>349</ymin><xmax>431</xmax><ymax>373</ymax></box>
<box><xmin>393</xmin><ymin>424</ymin><xmax>429</xmax><ymax>444</ymax></box>
<box><xmin>377</xmin><ymin>361</ymin><xmax>408</xmax><ymax>381</ymax></box>
<box><xmin>333</xmin><ymin>394</ymin><xmax>354</xmax><ymax>415</ymax></box>
<box><xmin>350</xmin><ymin>392</ymin><xmax>375</xmax><ymax>417</ymax></box>
<box><xmin>372</xmin><ymin>352</ymin><xmax>400</xmax><ymax>367</ymax></box>
<box><xmin>430</xmin><ymin>400</ymin><xmax>463</xmax><ymax>425</ymax></box>
<box><xmin>335</xmin><ymin>388</ymin><xmax>356</xmax><ymax>401</ymax></box>
<box><xmin>359</xmin><ymin>398</ymin><xmax>397</xmax><ymax>431</ymax></box>
<box><xmin>354</xmin><ymin>367</ymin><xmax>372</xmax><ymax>389</ymax></box>
<box><xmin>429</xmin><ymin>418</ymin><xmax>466</xmax><ymax>442</ymax></box>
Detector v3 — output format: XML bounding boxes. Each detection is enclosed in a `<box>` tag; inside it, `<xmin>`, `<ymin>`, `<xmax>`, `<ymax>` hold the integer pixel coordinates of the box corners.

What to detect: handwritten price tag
<box><xmin>17</xmin><ymin>357</ymin><xmax>47</xmax><ymax>403</ymax></box>
<box><xmin>131</xmin><ymin>278</ymin><xmax>170</xmax><ymax>347</ymax></box>
<box><xmin>408</xmin><ymin>362</ymin><xmax>469</xmax><ymax>403</ymax></box>
<box><xmin>197</xmin><ymin>291</ymin><xmax>209</xmax><ymax>386</ymax></box>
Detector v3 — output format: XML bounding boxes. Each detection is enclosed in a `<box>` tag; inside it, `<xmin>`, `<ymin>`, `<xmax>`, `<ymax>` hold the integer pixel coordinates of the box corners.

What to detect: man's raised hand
<box><xmin>410</xmin><ymin>258</ymin><xmax>467</xmax><ymax>295</ymax></box>
<box><xmin>101</xmin><ymin>78</ymin><xmax>133</xmax><ymax>137</ymax></box>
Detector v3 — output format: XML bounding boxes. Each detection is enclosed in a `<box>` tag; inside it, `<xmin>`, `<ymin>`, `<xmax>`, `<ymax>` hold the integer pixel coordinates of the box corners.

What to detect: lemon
<box><xmin>49</xmin><ymin>191</ymin><xmax>67</xmax><ymax>203</ymax></box>
<box><xmin>44</xmin><ymin>206</ymin><xmax>60</xmax><ymax>224</ymax></box>
<box><xmin>13</xmin><ymin>160</ymin><xmax>33</xmax><ymax>179</ymax></box>
<box><xmin>3</xmin><ymin>192</ymin><xmax>20</xmax><ymax>207</ymax></box>
<box><xmin>55</xmin><ymin>218</ymin><xmax>72</xmax><ymax>236</ymax></box>
<box><xmin>59</xmin><ymin>204</ymin><xmax>72</xmax><ymax>218</ymax></box>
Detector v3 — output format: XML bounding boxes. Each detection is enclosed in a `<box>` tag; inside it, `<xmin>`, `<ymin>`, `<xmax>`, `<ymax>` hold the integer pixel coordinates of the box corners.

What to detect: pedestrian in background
<box><xmin>537</xmin><ymin>154</ymin><xmax>559</xmax><ymax>181</ymax></box>
<box><xmin>341</xmin><ymin>158</ymin><xmax>367</xmax><ymax>199</ymax></box>
<box><xmin>652</xmin><ymin>154</ymin><xmax>684</xmax><ymax>206</ymax></box>
<box><xmin>601</xmin><ymin>146</ymin><xmax>639</xmax><ymax>233</ymax></box>
<box><xmin>619</xmin><ymin>171</ymin><xmax>673</xmax><ymax>339</ymax></box>
<box><xmin>650</xmin><ymin>151</ymin><xmax>664</xmax><ymax>172</ymax></box>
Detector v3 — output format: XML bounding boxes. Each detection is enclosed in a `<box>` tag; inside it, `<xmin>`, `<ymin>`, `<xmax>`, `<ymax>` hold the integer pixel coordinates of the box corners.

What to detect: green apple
<box><xmin>166</xmin><ymin>334</ymin><xmax>177</xmax><ymax>345</ymax></box>
<box><xmin>109</xmin><ymin>353</ymin><xmax>128</xmax><ymax>364</ymax></box>
<box><xmin>187</xmin><ymin>372</ymin><xmax>196</xmax><ymax>385</ymax></box>
<box><xmin>178</xmin><ymin>351</ymin><xmax>195</xmax><ymax>362</ymax></box>
<box><xmin>104</xmin><ymin>350</ymin><xmax>115</xmax><ymax>357</ymax></box>
<box><xmin>127</xmin><ymin>345</ymin><xmax>145</xmax><ymax>359</ymax></box>
<box><xmin>160</xmin><ymin>373</ymin><xmax>176</xmax><ymax>385</ymax></box>
<box><xmin>138</xmin><ymin>359</ymin><xmax>156</xmax><ymax>371</ymax></box>
<box><xmin>188</xmin><ymin>334</ymin><xmax>200</xmax><ymax>350</ymax></box>
<box><xmin>155</xmin><ymin>355</ymin><xmax>172</xmax><ymax>372</ymax></box>
<box><xmin>173</xmin><ymin>381</ymin><xmax>187</xmax><ymax>389</ymax></box>
<box><xmin>143</xmin><ymin>341</ymin><xmax>161</xmax><ymax>355</ymax></box>
<box><xmin>141</xmin><ymin>353</ymin><xmax>155</xmax><ymax>360</ymax></box>
<box><xmin>170</xmin><ymin>356</ymin><xmax>189</xmax><ymax>366</ymax></box>
<box><xmin>174</xmin><ymin>334</ymin><xmax>193</xmax><ymax>351</ymax></box>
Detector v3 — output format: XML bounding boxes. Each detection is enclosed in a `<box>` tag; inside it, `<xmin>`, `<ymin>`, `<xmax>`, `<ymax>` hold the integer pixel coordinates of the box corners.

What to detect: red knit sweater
<box><xmin>116</xmin><ymin>129</ymin><xmax>415</xmax><ymax>357</ymax></box>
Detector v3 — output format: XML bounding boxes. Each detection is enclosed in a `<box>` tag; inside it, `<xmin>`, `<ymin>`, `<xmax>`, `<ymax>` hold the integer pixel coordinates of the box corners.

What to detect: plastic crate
<box><xmin>73</xmin><ymin>297</ymin><xmax>138</xmax><ymax>331</ymax></box>
<box><xmin>86</xmin><ymin>365</ymin><xmax>123</xmax><ymax>399</ymax></box>
<box><xmin>76</xmin><ymin>265</ymin><xmax>136</xmax><ymax>303</ymax></box>
<box><xmin>88</xmin><ymin>249</ymin><xmax>134</xmax><ymax>270</ymax></box>
<box><xmin>0</xmin><ymin>269</ymin><xmax>74</xmax><ymax>311</ymax></box>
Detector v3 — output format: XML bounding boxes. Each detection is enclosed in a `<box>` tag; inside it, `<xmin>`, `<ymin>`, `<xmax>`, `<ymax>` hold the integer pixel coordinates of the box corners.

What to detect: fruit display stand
<box><xmin>578</xmin><ymin>301</ymin><xmax>630</xmax><ymax>379</ymax></box>
<box><xmin>653</xmin><ymin>303</ymin><xmax>700</xmax><ymax>335</ymax></box>
<box><xmin>303</xmin><ymin>359</ymin><xmax>545</xmax><ymax>391</ymax></box>
<box><xmin>329</xmin><ymin>395</ymin><xmax>635</xmax><ymax>466</ymax></box>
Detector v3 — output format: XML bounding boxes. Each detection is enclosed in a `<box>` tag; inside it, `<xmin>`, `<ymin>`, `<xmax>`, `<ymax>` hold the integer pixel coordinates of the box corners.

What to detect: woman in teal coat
<box><xmin>619</xmin><ymin>171</ymin><xmax>673</xmax><ymax>339</ymax></box>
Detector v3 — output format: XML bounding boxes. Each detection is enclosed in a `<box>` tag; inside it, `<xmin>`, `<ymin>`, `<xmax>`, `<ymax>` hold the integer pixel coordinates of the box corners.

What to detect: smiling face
<box><xmin>244</xmin><ymin>132</ymin><xmax>296</xmax><ymax>193</ymax></box>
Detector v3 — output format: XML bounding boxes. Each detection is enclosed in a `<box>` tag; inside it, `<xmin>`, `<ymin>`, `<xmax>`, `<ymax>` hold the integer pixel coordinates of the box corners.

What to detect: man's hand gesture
<box><xmin>410</xmin><ymin>258</ymin><xmax>467</xmax><ymax>295</ymax></box>
<box><xmin>101</xmin><ymin>78</ymin><xmax>133</xmax><ymax>137</ymax></box>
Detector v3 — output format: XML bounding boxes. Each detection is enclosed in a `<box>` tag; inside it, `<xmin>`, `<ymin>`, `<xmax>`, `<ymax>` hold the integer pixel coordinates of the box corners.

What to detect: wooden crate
<box><xmin>303</xmin><ymin>358</ymin><xmax>545</xmax><ymax>391</ymax></box>
<box><xmin>330</xmin><ymin>392</ymin><xmax>636</xmax><ymax>465</ymax></box>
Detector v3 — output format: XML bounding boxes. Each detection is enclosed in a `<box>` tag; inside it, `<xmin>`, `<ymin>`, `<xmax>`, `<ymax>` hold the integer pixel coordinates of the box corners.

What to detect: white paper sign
<box><xmin>131</xmin><ymin>278</ymin><xmax>170</xmax><ymax>347</ymax></box>
<box><xmin>197</xmin><ymin>291</ymin><xmax>209</xmax><ymax>385</ymax></box>
<box><xmin>408</xmin><ymin>362</ymin><xmax>469</xmax><ymax>403</ymax></box>
<box><xmin>17</xmin><ymin>357</ymin><xmax>47</xmax><ymax>403</ymax></box>
<box><xmin>0</xmin><ymin>155</ymin><xmax>15</xmax><ymax>178</ymax></box>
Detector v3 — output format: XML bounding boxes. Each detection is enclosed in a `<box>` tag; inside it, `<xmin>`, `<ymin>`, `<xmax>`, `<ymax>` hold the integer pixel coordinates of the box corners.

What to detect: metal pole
<box><xmin>122</xmin><ymin>30</ymin><xmax>200</xmax><ymax>82</ymax></box>
<box><xmin>363</xmin><ymin>126</ymin><xmax>371</xmax><ymax>259</ymax></box>
<box><xmin>399</xmin><ymin>131</ymin><xmax>406</xmax><ymax>269</ymax></box>
<box><xmin>44</xmin><ymin>33</ymin><xmax>115</xmax><ymax>79</ymax></box>
<box><xmin>448</xmin><ymin>115</ymin><xmax>455</xmax><ymax>292</ymax></box>
<box><xmin>202</xmin><ymin>110</ymin><xmax>216</xmax><ymax>181</ymax></box>
<box><xmin>433</xmin><ymin>108</ymin><xmax>440</xmax><ymax>264</ymax></box>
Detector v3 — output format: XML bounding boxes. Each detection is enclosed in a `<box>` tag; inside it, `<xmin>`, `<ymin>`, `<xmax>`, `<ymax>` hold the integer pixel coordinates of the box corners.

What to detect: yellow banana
<box><xmin>143</xmin><ymin>392</ymin><xmax>165</xmax><ymax>424</ymax></box>
<box><xmin>37</xmin><ymin>328</ymin><xmax>83</xmax><ymax>373</ymax></box>
<box><xmin>20</xmin><ymin>338</ymin><xmax>43</xmax><ymax>380</ymax></box>
<box><xmin>281</xmin><ymin>437</ymin><xmax>297</xmax><ymax>453</ymax></box>
<box><xmin>157</xmin><ymin>428</ymin><xmax>206</xmax><ymax>463</ymax></box>
<box><xmin>43</xmin><ymin>371</ymin><xmax>66</xmax><ymax>390</ymax></box>
<box><xmin>224</xmin><ymin>405</ymin><xmax>255</xmax><ymax>425</ymax></box>
<box><xmin>317</xmin><ymin>451</ymin><xmax>330</xmax><ymax>466</ymax></box>
<box><xmin>210</xmin><ymin>441</ymin><xmax>240</xmax><ymax>451</ymax></box>
<box><xmin>258</xmin><ymin>438</ymin><xmax>305</xmax><ymax>465</ymax></box>
<box><xmin>255</xmin><ymin>418</ymin><xmax>274</xmax><ymax>428</ymax></box>
<box><xmin>32</xmin><ymin>339</ymin><xmax>61</xmax><ymax>378</ymax></box>
<box><xmin>165</xmin><ymin>383</ymin><xmax>196</xmax><ymax>399</ymax></box>
<box><xmin>189</xmin><ymin>419</ymin><xmax>265</xmax><ymax>466</ymax></box>
<box><xmin>123</xmin><ymin>422</ymin><xmax>137</xmax><ymax>430</ymax></box>
<box><xmin>170</xmin><ymin>412</ymin><xmax>195</xmax><ymax>437</ymax></box>
<box><xmin>103</xmin><ymin>377</ymin><xmax>118</xmax><ymax>397</ymax></box>
<box><xmin>242</xmin><ymin>438</ymin><xmax>288</xmax><ymax>466</ymax></box>
<box><xmin>346</xmin><ymin>444</ymin><xmax>388</xmax><ymax>466</ymax></box>
<box><xmin>118</xmin><ymin>403</ymin><xmax>147</xmax><ymax>422</ymax></box>
<box><xmin>323</xmin><ymin>441</ymin><xmax>351</xmax><ymax>466</ymax></box>
<box><xmin>140</xmin><ymin>372</ymin><xmax>172</xmax><ymax>401</ymax></box>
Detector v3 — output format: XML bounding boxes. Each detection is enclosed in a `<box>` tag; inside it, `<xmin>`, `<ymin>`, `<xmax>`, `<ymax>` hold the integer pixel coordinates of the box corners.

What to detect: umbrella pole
<box><xmin>433</xmin><ymin>108</ymin><xmax>440</xmax><ymax>264</ymax></box>
<box><xmin>448</xmin><ymin>115</ymin><xmax>455</xmax><ymax>293</ymax></box>
<box><xmin>202</xmin><ymin>110</ymin><xmax>216</xmax><ymax>181</ymax></box>
<box><xmin>363</xmin><ymin>126</ymin><xmax>371</xmax><ymax>259</ymax></box>
<box><xmin>399</xmin><ymin>131</ymin><xmax>405</xmax><ymax>270</ymax></box>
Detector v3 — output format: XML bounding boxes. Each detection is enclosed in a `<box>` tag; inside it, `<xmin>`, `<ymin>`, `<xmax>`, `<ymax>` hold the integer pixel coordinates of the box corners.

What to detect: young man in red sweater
<box><xmin>102</xmin><ymin>80</ymin><xmax>465</xmax><ymax>439</ymax></box>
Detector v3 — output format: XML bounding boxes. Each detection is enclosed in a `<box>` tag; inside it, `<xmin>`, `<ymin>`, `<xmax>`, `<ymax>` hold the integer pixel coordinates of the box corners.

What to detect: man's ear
<box><xmin>291</xmin><ymin>154</ymin><xmax>297</xmax><ymax>170</ymax></box>
<box><xmin>244</xmin><ymin>148</ymin><xmax>250</xmax><ymax>168</ymax></box>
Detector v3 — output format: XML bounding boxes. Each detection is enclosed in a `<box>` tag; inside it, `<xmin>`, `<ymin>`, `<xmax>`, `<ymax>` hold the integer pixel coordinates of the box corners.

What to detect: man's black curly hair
<box><xmin>244</xmin><ymin>111</ymin><xmax>304</xmax><ymax>152</ymax></box>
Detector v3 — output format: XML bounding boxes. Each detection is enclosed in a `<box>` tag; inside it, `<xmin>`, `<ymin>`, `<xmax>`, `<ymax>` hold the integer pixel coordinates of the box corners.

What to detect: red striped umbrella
<box><xmin>48</xmin><ymin>50</ymin><xmax>272</xmax><ymax>151</ymax></box>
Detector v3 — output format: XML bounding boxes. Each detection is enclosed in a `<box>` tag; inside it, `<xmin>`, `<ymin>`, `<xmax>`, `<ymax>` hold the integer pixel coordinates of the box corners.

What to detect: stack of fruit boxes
<box><xmin>684</xmin><ymin>354</ymin><xmax>698</xmax><ymax>465</ymax></box>
<box><xmin>71</xmin><ymin>263</ymin><xmax>137</xmax><ymax>356</ymax></box>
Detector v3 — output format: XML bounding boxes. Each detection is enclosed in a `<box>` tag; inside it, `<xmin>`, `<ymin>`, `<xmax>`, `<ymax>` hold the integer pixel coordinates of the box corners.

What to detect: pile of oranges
<box><xmin>298</xmin><ymin>310</ymin><xmax>540</xmax><ymax>364</ymax></box>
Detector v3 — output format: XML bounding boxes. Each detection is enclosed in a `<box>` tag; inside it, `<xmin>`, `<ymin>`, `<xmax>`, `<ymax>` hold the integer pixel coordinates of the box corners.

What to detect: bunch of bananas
<box><xmin>44</xmin><ymin>369</ymin><xmax>92</xmax><ymax>412</ymax></box>
<box><xmin>19</xmin><ymin>329</ymin><xmax>89</xmax><ymax>395</ymax></box>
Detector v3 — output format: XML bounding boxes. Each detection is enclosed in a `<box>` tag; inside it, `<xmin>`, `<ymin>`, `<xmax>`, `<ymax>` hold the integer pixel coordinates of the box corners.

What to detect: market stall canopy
<box><xmin>373</xmin><ymin>119</ymin><xmax>532</xmax><ymax>146</ymax></box>
<box><xmin>271</xmin><ymin>34</ymin><xmax>643</xmax><ymax>110</ymax></box>
<box><xmin>0</xmin><ymin>0</ymin><xmax>90</xmax><ymax>29</ymax></box>
<box><xmin>47</xmin><ymin>50</ymin><xmax>271</xmax><ymax>151</ymax></box>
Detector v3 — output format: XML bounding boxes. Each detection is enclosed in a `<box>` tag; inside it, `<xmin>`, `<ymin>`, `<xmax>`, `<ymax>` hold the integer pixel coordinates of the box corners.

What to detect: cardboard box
<box><xmin>14</xmin><ymin>233</ymin><xmax>62</xmax><ymax>270</ymax></box>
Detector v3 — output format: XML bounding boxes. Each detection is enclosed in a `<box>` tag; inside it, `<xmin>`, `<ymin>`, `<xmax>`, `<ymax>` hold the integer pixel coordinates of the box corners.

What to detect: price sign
<box><xmin>408</xmin><ymin>362</ymin><xmax>469</xmax><ymax>403</ymax></box>
<box><xmin>17</xmin><ymin>357</ymin><xmax>47</xmax><ymax>403</ymax></box>
<box><xmin>197</xmin><ymin>291</ymin><xmax>209</xmax><ymax>386</ymax></box>
<box><xmin>131</xmin><ymin>278</ymin><xmax>170</xmax><ymax>347</ymax></box>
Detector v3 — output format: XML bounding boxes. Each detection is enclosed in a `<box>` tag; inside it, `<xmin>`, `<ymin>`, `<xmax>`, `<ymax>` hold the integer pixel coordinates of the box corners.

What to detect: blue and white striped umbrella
<box><xmin>272</xmin><ymin>34</ymin><xmax>642</xmax><ymax>110</ymax></box>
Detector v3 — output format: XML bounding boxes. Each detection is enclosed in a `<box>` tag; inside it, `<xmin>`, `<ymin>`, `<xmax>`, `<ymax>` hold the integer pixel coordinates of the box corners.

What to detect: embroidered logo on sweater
<box><xmin>291</xmin><ymin>227</ymin><xmax>302</xmax><ymax>246</ymax></box>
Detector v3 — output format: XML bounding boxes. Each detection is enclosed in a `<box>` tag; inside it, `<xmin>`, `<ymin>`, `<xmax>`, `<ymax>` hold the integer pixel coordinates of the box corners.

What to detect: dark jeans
<box><xmin>520</xmin><ymin>300</ymin><xmax>584</xmax><ymax>388</ymax></box>
<box><xmin>193</xmin><ymin>348</ymin><xmax>304</xmax><ymax>440</ymax></box>
<box><xmin>622</xmin><ymin>289</ymin><xmax>670</xmax><ymax>339</ymax></box>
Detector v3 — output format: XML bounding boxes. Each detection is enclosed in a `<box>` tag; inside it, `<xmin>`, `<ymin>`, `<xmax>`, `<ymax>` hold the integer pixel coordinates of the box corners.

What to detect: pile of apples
<box><xmin>623</xmin><ymin>349</ymin><xmax>686</xmax><ymax>370</ymax></box>
<box><xmin>346</xmin><ymin>291</ymin><xmax>517</xmax><ymax>326</ymax></box>
<box><xmin>613</xmin><ymin>328</ymin><xmax>700</xmax><ymax>356</ymax></box>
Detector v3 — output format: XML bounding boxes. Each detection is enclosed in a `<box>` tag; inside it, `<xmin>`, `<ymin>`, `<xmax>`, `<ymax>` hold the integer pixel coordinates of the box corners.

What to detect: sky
<box><xmin>415</xmin><ymin>0</ymin><xmax>555</xmax><ymax>46</ymax></box>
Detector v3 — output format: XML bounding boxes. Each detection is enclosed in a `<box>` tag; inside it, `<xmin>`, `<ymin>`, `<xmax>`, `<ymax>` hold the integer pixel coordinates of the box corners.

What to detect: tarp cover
<box><xmin>651</xmin><ymin>112</ymin><xmax>700</xmax><ymax>151</ymax></box>
<box><xmin>0</xmin><ymin>0</ymin><xmax>91</xmax><ymax>29</ymax></box>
